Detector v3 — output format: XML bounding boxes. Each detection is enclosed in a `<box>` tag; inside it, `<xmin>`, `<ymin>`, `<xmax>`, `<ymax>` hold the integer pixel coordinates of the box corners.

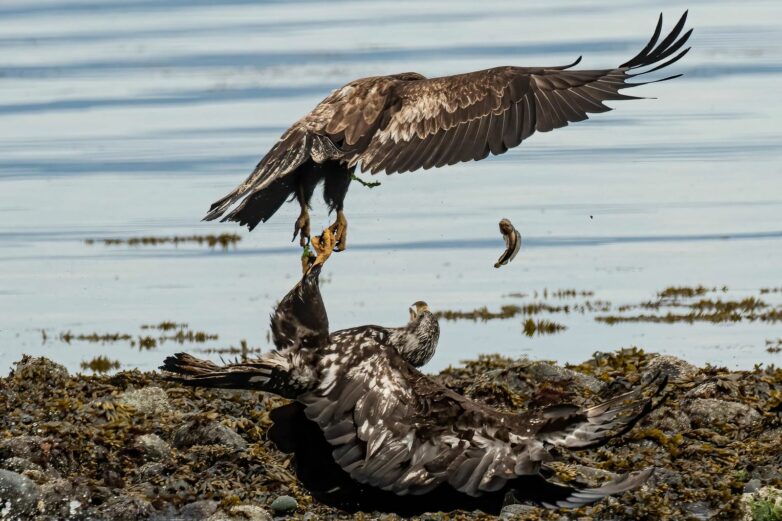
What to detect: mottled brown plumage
<box><xmin>204</xmin><ymin>13</ymin><xmax>692</xmax><ymax>249</ymax></box>
<box><xmin>162</xmin><ymin>231</ymin><xmax>666</xmax><ymax>514</ymax></box>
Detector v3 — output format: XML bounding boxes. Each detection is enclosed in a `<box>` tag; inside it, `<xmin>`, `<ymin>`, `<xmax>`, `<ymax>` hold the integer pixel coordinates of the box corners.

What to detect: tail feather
<box><xmin>160</xmin><ymin>352</ymin><xmax>307</xmax><ymax>399</ymax></box>
<box><xmin>535</xmin><ymin>372</ymin><xmax>667</xmax><ymax>450</ymax></box>
<box><xmin>220</xmin><ymin>174</ymin><xmax>296</xmax><ymax>231</ymax></box>
<box><xmin>203</xmin><ymin>127</ymin><xmax>310</xmax><ymax>225</ymax></box>
<box><xmin>538</xmin><ymin>467</ymin><xmax>654</xmax><ymax>509</ymax></box>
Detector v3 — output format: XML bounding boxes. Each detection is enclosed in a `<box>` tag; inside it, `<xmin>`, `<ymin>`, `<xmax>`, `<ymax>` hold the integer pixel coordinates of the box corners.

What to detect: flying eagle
<box><xmin>203</xmin><ymin>12</ymin><xmax>692</xmax><ymax>251</ymax></box>
<box><xmin>163</xmin><ymin>230</ymin><xmax>666</xmax><ymax>515</ymax></box>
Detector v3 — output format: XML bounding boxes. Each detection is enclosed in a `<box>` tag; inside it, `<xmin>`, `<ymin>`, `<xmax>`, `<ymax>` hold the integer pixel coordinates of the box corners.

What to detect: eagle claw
<box><xmin>309</xmin><ymin>228</ymin><xmax>336</xmax><ymax>270</ymax></box>
<box><xmin>328</xmin><ymin>210</ymin><xmax>348</xmax><ymax>252</ymax></box>
<box><xmin>292</xmin><ymin>211</ymin><xmax>311</xmax><ymax>247</ymax></box>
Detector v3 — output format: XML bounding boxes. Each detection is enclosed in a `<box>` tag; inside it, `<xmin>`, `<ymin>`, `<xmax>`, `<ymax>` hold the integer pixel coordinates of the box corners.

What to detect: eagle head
<box><xmin>409</xmin><ymin>301</ymin><xmax>430</xmax><ymax>321</ymax></box>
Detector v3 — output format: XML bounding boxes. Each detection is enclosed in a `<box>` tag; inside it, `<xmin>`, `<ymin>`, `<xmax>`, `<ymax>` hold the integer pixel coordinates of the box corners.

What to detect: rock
<box><xmin>0</xmin><ymin>456</ymin><xmax>44</xmax><ymax>475</ymax></box>
<box><xmin>486</xmin><ymin>360</ymin><xmax>603</xmax><ymax>402</ymax></box>
<box><xmin>644</xmin><ymin>355</ymin><xmax>698</xmax><ymax>382</ymax></box>
<box><xmin>686</xmin><ymin>399</ymin><xmax>761</xmax><ymax>431</ymax></box>
<box><xmin>682</xmin><ymin>500</ymin><xmax>719</xmax><ymax>520</ymax></box>
<box><xmin>95</xmin><ymin>494</ymin><xmax>155</xmax><ymax>521</ymax></box>
<box><xmin>0</xmin><ymin>435</ymin><xmax>62</xmax><ymax>469</ymax></box>
<box><xmin>500</xmin><ymin>503</ymin><xmax>542</xmax><ymax>519</ymax></box>
<box><xmin>118</xmin><ymin>387</ymin><xmax>172</xmax><ymax>415</ymax></box>
<box><xmin>39</xmin><ymin>477</ymin><xmax>74</xmax><ymax>516</ymax></box>
<box><xmin>522</xmin><ymin>361</ymin><xmax>603</xmax><ymax>394</ymax></box>
<box><xmin>132</xmin><ymin>434</ymin><xmax>171</xmax><ymax>461</ymax></box>
<box><xmin>744</xmin><ymin>478</ymin><xmax>763</xmax><ymax>493</ymax></box>
<box><xmin>646</xmin><ymin>468</ymin><xmax>684</xmax><ymax>489</ymax></box>
<box><xmin>270</xmin><ymin>495</ymin><xmax>297</xmax><ymax>515</ymax></box>
<box><xmin>10</xmin><ymin>355</ymin><xmax>68</xmax><ymax>387</ymax></box>
<box><xmin>173</xmin><ymin>421</ymin><xmax>247</xmax><ymax>450</ymax></box>
<box><xmin>137</xmin><ymin>461</ymin><xmax>166</xmax><ymax>482</ymax></box>
<box><xmin>739</xmin><ymin>486</ymin><xmax>782</xmax><ymax>521</ymax></box>
<box><xmin>207</xmin><ymin>504</ymin><xmax>272</xmax><ymax>521</ymax></box>
<box><xmin>640</xmin><ymin>405</ymin><xmax>691</xmax><ymax>433</ymax></box>
<box><xmin>0</xmin><ymin>469</ymin><xmax>41</xmax><ymax>517</ymax></box>
<box><xmin>570</xmin><ymin>465</ymin><xmax>620</xmax><ymax>487</ymax></box>
<box><xmin>180</xmin><ymin>499</ymin><xmax>219</xmax><ymax>520</ymax></box>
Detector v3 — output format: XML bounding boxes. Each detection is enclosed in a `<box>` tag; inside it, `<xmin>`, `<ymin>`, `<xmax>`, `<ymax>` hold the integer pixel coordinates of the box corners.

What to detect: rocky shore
<box><xmin>1</xmin><ymin>350</ymin><xmax>780</xmax><ymax>520</ymax></box>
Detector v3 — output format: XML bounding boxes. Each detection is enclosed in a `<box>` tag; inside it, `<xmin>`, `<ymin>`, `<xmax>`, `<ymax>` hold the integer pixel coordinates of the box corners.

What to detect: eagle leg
<box><xmin>328</xmin><ymin>210</ymin><xmax>348</xmax><ymax>252</ymax></box>
<box><xmin>292</xmin><ymin>186</ymin><xmax>312</xmax><ymax>247</ymax></box>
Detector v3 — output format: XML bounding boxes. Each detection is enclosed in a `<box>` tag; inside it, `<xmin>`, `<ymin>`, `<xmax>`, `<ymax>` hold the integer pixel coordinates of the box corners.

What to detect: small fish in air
<box><xmin>494</xmin><ymin>218</ymin><xmax>521</xmax><ymax>268</ymax></box>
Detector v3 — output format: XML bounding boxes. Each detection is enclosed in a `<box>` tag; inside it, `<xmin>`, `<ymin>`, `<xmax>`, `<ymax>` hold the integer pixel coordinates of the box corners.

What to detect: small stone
<box><xmin>180</xmin><ymin>499</ymin><xmax>219</xmax><ymax>520</ymax></box>
<box><xmin>644</xmin><ymin>355</ymin><xmax>698</xmax><ymax>382</ymax></box>
<box><xmin>173</xmin><ymin>421</ymin><xmax>247</xmax><ymax>450</ymax></box>
<box><xmin>522</xmin><ymin>361</ymin><xmax>603</xmax><ymax>394</ymax></box>
<box><xmin>133</xmin><ymin>433</ymin><xmax>171</xmax><ymax>461</ymax></box>
<box><xmin>570</xmin><ymin>465</ymin><xmax>619</xmax><ymax>487</ymax></box>
<box><xmin>640</xmin><ymin>405</ymin><xmax>691</xmax><ymax>433</ymax></box>
<box><xmin>270</xmin><ymin>495</ymin><xmax>298</xmax><ymax>515</ymax></box>
<box><xmin>39</xmin><ymin>478</ymin><xmax>74</xmax><ymax>516</ymax></box>
<box><xmin>686</xmin><ymin>398</ymin><xmax>761</xmax><ymax>431</ymax></box>
<box><xmin>500</xmin><ymin>503</ymin><xmax>541</xmax><ymax>519</ymax></box>
<box><xmin>682</xmin><ymin>500</ymin><xmax>719</xmax><ymax>520</ymax></box>
<box><xmin>0</xmin><ymin>456</ymin><xmax>44</xmax><ymax>475</ymax></box>
<box><xmin>137</xmin><ymin>461</ymin><xmax>166</xmax><ymax>482</ymax></box>
<box><xmin>744</xmin><ymin>478</ymin><xmax>763</xmax><ymax>493</ymax></box>
<box><xmin>0</xmin><ymin>469</ymin><xmax>41</xmax><ymax>517</ymax></box>
<box><xmin>118</xmin><ymin>387</ymin><xmax>172</xmax><ymax>415</ymax></box>
<box><xmin>95</xmin><ymin>494</ymin><xmax>155</xmax><ymax>521</ymax></box>
<box><xmin>0</xmin><ymin>435</ymin><xmax>62</xmax><ymax>469</ymax></box>
<box><xmin>208</xmin><ymin>504</ymin><xmax>272</xmax><ymax>521</ymax></box>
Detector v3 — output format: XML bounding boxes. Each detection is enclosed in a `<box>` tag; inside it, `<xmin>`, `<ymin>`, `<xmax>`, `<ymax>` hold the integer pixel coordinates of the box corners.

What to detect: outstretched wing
<box><xmin>354</xmin><ymin>12</ymin><xmax>692</xmax><ymax>174</ymax></box>
<box><xmin>300</xmin><ymin>339</ymin><xmax>552</xmax><ymax>497</ymax></box>
<box><xmin>301</xmin><ymin>338</ymin><xmax>664</xmax><ymax>498</ymax></box>
<box><xmin>530</xmin><ymin>372</ymin><xmax>667</xmax><ymax>450</ymax></box>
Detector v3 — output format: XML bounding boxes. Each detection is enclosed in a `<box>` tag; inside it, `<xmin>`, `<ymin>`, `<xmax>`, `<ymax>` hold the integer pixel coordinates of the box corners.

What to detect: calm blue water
<box><xmin>1</xmin><ymin>0</ymin><xmax>781</xmax><ymax>374</ymax></box>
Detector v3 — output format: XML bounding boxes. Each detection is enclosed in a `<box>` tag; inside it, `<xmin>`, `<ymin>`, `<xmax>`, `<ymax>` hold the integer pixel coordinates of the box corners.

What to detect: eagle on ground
<box><xmin>204</xmin><ymin>13</ymin><xmax>692</xmax><ymax>251</ymax></box>
<box><xmin>162</xmin><ymin>229</ymin><xmax>666</xmax><ymax>515</ymax></box>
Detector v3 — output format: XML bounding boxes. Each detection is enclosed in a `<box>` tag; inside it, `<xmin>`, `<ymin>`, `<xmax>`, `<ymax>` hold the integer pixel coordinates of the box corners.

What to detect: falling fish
<box><xmin>494</xmin><ymin>219</ymin><xmax>521</xmax><ymax>268</ymax></box>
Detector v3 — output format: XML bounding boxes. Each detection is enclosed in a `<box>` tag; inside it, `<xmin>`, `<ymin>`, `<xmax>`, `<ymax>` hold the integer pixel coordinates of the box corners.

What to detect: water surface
<box><xmin>1</xmin><ymin>0</ymin><xmax>781</xmax><ymax>373</ymax></box>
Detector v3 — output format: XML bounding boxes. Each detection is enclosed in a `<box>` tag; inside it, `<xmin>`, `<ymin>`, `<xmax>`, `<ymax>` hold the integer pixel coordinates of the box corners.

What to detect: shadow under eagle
<box><xmin>203</xmin><ymin>12</ymin><xmax>693</xmax><ymax>250</ymax></box>
<box><xmin>163</xmin><ymin>266</ymin><xmax>666</xmax><ymax>515</ymax></box>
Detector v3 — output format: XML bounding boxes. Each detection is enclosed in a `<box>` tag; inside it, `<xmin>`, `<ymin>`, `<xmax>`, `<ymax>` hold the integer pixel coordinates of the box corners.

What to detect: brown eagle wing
<box><xmin>299</xmin><ymin>338</ymin><xmax>665</xmax><ymax>498</ymax></box>
<box><xmin>300</xmin><ymin>342</ymin><xmax>553</xmax><ymax>497</ymax></box>
<box><xmin>355</xmin><ymin>12</ymin><xmax>691</xmax><ymax>175</ymax></box>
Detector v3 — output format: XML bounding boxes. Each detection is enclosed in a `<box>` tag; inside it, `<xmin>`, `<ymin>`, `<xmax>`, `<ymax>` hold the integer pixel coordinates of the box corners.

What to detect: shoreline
<box><xmin>1</xmin><ymin>350</ymin><xmax>780</xmax><ymax>520</ymax></box>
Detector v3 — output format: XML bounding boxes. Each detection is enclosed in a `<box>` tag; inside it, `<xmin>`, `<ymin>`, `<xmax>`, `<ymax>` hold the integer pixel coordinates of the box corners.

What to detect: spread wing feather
<box><xmin>351</xmin><ymin>11</ymin><xmax>691</xmax><ymax>175</ymax></box>
<box><xmin>300</xmin><ymin>342</ymin><xmax>665</xmax><ymax>498</ymax></box>
<box><xmin>301</xmin><ymin>343</ymin><xmax>556</xmax><ymax>497</ymax></box>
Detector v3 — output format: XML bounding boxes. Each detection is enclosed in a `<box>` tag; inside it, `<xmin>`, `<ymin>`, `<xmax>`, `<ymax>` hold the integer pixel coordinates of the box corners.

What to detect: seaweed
<box><xmin>79</xmin><ymin>356</ymin><xmax>121</xmax><ymax>373</ymax></box>
<box><xmin>522</xmin><ymin>319</ymin><xmax>566</xmax><ymax>336</ymax></box>
<box><xmin>85</xmin><ymin>233</ymin><xmax>241</xmax><ymax>250</ymax></box>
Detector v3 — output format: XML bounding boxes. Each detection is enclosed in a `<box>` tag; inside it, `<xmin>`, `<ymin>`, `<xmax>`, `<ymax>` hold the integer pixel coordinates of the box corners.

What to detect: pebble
<box><xmin>118</xmin><ymin>386</ymin><xmax>172</xmax><ymax>415</ymax></box>
<box><xmin>173</xmin><ymin>420</ymin><xmax>247</xmax><ymax>450</ymax></box>
<box><xmin>133</xmin><ymin>433</ymin><xmax>172</xmax><ymax>461</ymax></box>
<box><xmin>180</xmin><ymin>499</ymin><xmax>219</xmax><ymax>520</ymax></box>
<box><xmin>270</xmin><ymin>495</ymin><xmax>298</xmax><ymax>515</ymax></box>
<box><xmin>208</xmin><ymin>504</ymin><xmax>272</xmax><ymax>521</ymax></box>
<box><xmin>686</xmin><ymin>398</ymin><xmax>761</xmax><ymax>431</ymax></box>
<box><xmin>0</xmin><ymin>469</ymin><xmax>41</xmax><ymax>518</ymax></box>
